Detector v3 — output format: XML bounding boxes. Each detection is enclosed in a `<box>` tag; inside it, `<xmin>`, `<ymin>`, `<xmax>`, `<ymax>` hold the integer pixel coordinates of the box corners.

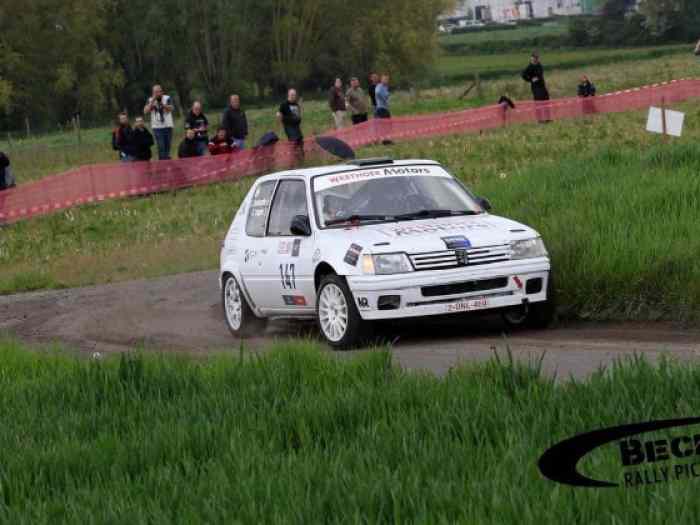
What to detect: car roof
<box><xmin>255</xmin><ymin>159</ymin><xmax>444</xmax><ymax>184</ymax></box>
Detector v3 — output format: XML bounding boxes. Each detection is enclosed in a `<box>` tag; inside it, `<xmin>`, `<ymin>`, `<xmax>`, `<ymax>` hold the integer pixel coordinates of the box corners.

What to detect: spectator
<box><xmin>577</xmin><ymin>75</ymin><xmax>596</xmax><ymax>98</ymax></box>
<box><xmin>328</xmin><ymin>78</ymin><xmax>347</xmax><ymax>129</ymax></box>
<box><xmin>695</xmin><ymin>39</ymin><xmax>700</xmax><ymax>56</ymax></box>
<box><xmin>208</xmin><ymin>128</ymin><xmax>234</xmax><ymax>156</ymax></box>
<box><xmin>521</xmin><ymin>52</ymin><xmax>550</xmax><ymax>102</ymax></box>
<box><xmin>111</xmin><ymin>112</ymin><xmax>134</xmax><ymax>162</ymax></box>
<box><xmin>185</xmin><ymin>101</ymin><xmax>209</xmax><ymax>156</ymax></box>
<box><xmin>178</xmin><ymin>129</ymin><xmax>202</xmax><ymax>159</ymax></box>
<box><xmin>368</xmin><ymin>73</ymin><xmax>379</xmax><ymax>110</ymax></box>
<box><xmin>346</xmin><ymin>77</ymin><xmax>369</xmax><ymax>125</ymax></box>
<box><xmin>0</xmin><ymin>152</ymin><xmax>14</xmax><ymax>191</ymax></box>
<box><xmin>222</xmin><ymin>94</ymin><xmax>248</xmax><ymax>150</ymax></box>
<box><xmin>374</xmin><ymin>74</ymin><xmax>391</xmax><ymax>119</ymax></box>
<box><xmin>277</xmin><ymin>89</ymin><xmax>304</xmax><ymax>144</ymax></box>
<box><xmin>144</xmin><ymin>84</ymin><xmax>175</xmax><ymax>160</ymax></box>
<box><xmin>131</xmin><ymin>117</ymin><xmax>154</xmax><ymax>161</ymax></box>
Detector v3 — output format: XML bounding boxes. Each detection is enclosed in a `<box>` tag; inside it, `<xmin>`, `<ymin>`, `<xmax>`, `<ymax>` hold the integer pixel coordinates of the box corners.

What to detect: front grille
<box><xmin>409</xmin><ymin>244</ymin><xmax>512</xmax><ymax>271</ymax></box>
<box><xmin>422</xmin><ymin>277</ymin><xmax>509</xmax><ymax>298</ymax></box>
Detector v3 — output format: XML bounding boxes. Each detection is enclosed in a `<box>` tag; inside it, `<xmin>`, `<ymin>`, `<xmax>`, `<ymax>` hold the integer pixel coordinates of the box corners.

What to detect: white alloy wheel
<box><xmin>319</xmin><ymin>283</ymin><xmax>349</xmax><ymax>342</ymax></box>
<box><xmin>224</xmin><ymin>276</ymin><xmax>243</xmax><ymax>331</ymax></box>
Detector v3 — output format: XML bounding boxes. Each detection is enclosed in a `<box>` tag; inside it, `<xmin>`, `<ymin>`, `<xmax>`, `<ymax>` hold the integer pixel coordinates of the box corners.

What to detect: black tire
<box><xmin>316</xmin><ymin>274</ymin><xmax>372</xmax><ymax>350</ymax></box>
<box><xmin>222</xmin><ymin>273</ymin><xmax>267</xmax><ymax>338</ymax></box>
<box><xmin>502</xmin><ymin>273</ymin><xmax>556</xmax><ymax>330</ymax></box>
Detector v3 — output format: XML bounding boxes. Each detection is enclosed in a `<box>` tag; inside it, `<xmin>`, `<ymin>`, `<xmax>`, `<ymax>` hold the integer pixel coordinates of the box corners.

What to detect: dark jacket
<box><xmin>328</xmin><ymin>86</ymin><xmax>346</xmax><ymax>112</ymax></box>
<box><xmin>131</xmin><ymin>128</ymin><xmax>154</xmax><ymax>161</ymax></box>
<box><xmin>522</xmin><ymin>63</ymin><xmax>549</xmax><ymax>101</ymax></box>
<box><xmin>0</xmin><ymin>152</ymin><xmax>11</xmax><ymax>190</ymax></box>
<box><xmin>577</xmin><ymin>81</ymin><xmax>596</xmax><ymax>98</ymax></box>
<box><xmin>368</xmin><ymin>83</ymin><xmax>377</xmax><ymax>107</ymax></box>
<box><xmin>112</xmin><ymin>125</ymin><xmax>134</xmax><ymax>155</ymax></box>
<box><xmin>221</xmin><ymin>107</ymin><xmax>248</xmax><ymax>140</ymax></box>
<box><xmin>178</xmin><ymin>138</ymin><xmax>201</xmax><ymax>159</ymax></box>
<box><xmin>184</xmin><ymin>111</ymin><xmax>209</xmax><ymax>142</ymax></box>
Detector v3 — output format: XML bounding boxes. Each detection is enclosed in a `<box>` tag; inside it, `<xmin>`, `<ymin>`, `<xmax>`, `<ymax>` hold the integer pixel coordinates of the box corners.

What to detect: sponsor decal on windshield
<box><xmin>315</xmin><ymin>166</ymin><xmax>451</xmax><ymax>192</ymax></box>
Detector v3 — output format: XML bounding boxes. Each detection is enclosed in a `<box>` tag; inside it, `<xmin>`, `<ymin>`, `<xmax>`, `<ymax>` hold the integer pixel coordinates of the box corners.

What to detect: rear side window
<box><xmin>246</xmin><ymin>181</ymin><xmax>276</xmax><ymax>237</ymax></box>
<box><xmin>267</xmin><ymin>180</ymin><xmax>308</xmax><ymax>236</ymax></box>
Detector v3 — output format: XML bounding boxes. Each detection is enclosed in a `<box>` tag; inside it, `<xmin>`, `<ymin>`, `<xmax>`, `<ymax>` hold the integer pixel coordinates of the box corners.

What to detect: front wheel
<box><xmin>502</xmin><ymin>275</ymin><xmax>556</xmax><ymax>330</ymax></box>
<box><xmin>316</xmin><ymin>275</ymin><xmax>371</xmax><ymax>350</ymax></box>
<box><xmin>222</xmin><ymin>274</ymin><xmax>267</xmax><ymax>338</ymax></box>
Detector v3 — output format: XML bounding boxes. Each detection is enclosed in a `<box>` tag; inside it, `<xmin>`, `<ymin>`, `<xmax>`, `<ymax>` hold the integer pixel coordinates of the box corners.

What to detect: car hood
<box><xmin>319</xmin><ymin>214</ymin><xmax>539</xmax><ymax>254</ymax></box>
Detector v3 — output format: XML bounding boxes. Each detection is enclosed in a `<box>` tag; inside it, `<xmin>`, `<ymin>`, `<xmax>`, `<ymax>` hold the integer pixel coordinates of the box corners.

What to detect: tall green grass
<box><xmin>2</xmin><ymin>338</ymin><xmax>700</xmax><ymax>523</ymax></box>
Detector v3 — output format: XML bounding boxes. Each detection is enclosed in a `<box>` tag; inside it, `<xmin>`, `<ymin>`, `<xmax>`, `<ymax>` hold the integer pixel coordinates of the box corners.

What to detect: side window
<box><xmin>246</xmin><ymin>181</ymin><xmax>276</xmax><ymax>237</ymax></box>
<box><xmin>267</xmin><ymin>180</ymin><xmax>308</xmax><ymax>236</ymax></box>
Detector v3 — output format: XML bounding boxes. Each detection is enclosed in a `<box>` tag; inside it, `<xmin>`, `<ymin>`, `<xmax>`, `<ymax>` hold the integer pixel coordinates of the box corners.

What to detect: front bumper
<box><xmin>347</xmin><ymin>258</ymin><xmax>551</xmax><ymax>321</ymax></box>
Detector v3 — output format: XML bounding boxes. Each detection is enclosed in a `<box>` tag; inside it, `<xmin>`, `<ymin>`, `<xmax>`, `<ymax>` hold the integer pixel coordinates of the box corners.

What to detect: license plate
<box><xmin>446</xmin><ymin>296</ymin><xmax>489</xmax><ymax>313</ymax></box>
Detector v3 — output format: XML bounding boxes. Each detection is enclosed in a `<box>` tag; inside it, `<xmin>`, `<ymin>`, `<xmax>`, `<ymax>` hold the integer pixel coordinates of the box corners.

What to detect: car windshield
<box><xmin>313</xmin><ymin>165</ymin><xmax>482</xmax><ymax>228</ymax></box>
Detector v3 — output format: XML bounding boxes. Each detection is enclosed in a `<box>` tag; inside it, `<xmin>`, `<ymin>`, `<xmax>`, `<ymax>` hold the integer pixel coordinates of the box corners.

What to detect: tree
<box><xmin>0</xmin><ymin>0</ymin><xmax>122</xmax><ymax>126</ymax></box>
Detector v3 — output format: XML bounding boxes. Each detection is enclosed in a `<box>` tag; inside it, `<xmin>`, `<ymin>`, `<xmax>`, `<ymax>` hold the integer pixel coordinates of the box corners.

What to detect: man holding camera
<box><xmin>144</xmin><ymin>84</ymin><xmax>175</xmax><ymax>160</ymax></box>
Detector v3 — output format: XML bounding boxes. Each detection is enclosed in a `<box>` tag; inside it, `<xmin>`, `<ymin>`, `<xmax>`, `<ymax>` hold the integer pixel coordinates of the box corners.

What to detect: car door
<box><xmin>239</xmin><ymin>179</ymin><xmax>277</xmax><ymax>306</ymax></box>
<box><xmin>259</xmin><ymin>178</ymin><xmax>315</xmax><ymax>314</ymax></box>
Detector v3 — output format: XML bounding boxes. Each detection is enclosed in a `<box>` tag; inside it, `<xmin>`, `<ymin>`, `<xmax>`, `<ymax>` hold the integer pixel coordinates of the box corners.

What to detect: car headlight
<box><xmin>511</xmin><ymin>238</ymin><xmax>548</xmax><ymax>260</ymax></box>
<box><xmin>362</xmin><ymin>253</ymin><xmax>413</xmax><ymax>275</ymax></box>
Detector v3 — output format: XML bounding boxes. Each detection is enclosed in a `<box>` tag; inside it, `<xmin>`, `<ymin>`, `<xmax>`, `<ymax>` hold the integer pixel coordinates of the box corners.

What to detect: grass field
<box><xmin>1</xmin><ymin>337</ymin><xmax>700</xmax><ymax>523</ymax></box>
<box><xmin>433</xmin><ymin>45</ymin><xmax>691</xmax><ymax>84</ymax></box>
<box><xmin>439</xmin><ymin>22</ymin><xmax>567</xmax><ymax>46</ymax></box>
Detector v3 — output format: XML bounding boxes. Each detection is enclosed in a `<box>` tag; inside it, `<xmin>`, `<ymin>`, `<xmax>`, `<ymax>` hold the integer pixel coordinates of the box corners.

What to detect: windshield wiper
<box><xmin>326</xmin><ymin>214</ymin><xmax>393</xmax><ymax>226</ymax></box>
<box><xmin>394</xmin><ymin>209</ymin><xmax>479</xmax><ymax>221</ymax></box>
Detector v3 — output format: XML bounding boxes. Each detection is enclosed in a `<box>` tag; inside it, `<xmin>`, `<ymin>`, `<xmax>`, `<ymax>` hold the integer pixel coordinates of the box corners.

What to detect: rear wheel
<box><xmin>222</xmin><ymin>274</ymin><xmax>267</xmax><ymax>338</ymax></box>
<box><xmin>317</xmin><ymin>274</ymin><xmax>371</xmax><ymax>350</ymax></box>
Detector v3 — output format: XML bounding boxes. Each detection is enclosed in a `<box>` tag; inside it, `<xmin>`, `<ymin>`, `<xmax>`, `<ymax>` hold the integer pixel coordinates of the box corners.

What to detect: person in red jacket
<box><xmin>208</xmin><ymin>128</ymin><xmax>234</xmax><ymax>156</ymax></box>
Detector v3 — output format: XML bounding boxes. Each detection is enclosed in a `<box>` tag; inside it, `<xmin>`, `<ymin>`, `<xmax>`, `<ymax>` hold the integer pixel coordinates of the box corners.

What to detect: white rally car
<box><xmin>220</xmin><ymin>158</ymin><xmax>554</xmax><ymax>348</ymax></box>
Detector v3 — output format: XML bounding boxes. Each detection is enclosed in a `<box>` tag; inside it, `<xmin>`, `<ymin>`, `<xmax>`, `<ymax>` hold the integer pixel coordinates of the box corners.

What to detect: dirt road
<box><xmin>2</xmin><ymin>271</ymin><xmax>699</xmax><ymax>379</ymax></box>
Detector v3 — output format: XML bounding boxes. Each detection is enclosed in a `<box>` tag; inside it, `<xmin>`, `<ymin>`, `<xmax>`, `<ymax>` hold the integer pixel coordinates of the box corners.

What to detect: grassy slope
<box><xmin>1</xmin><ymin>337</ymin><xmax>700</xmax><ymax>523</ymax></box>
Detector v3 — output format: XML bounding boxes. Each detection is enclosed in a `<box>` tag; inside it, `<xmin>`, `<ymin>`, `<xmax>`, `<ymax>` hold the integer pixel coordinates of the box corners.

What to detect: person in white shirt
<box><xmin>144</xmin><ymin>84</ymin><xmax>175</xmax><ymax>160</ymax></box>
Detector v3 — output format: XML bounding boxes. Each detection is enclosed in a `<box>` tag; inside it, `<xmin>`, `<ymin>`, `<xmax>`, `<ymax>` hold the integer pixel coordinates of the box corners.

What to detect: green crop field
<box><xmin>1</xmin><ymin>337</ymin><xmax>700</xmax><ymax>523</ymax></box>
<box><xmin>439</xmin><ymin>22</ymin><xmax>567</xmax><ymax>46</ymax></box>
<box><xmin>433</xmin><ymin>45</ymin><xmax>692</xmax><ymax>84</ymax></box>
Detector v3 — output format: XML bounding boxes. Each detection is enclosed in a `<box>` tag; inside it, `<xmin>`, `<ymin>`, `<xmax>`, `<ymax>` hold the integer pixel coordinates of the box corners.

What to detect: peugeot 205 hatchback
<box><xmin>220</xmin><ymin>158</ymin><xmax>554</xmax><ymax>349</ymax></box>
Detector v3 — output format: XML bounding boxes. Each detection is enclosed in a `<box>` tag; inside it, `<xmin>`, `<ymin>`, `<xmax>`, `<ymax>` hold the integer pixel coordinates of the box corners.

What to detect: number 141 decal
<box><xmin>280</xmin><ymin>264</ymin><xmax>296</xmax><ymax>289</ymax></box>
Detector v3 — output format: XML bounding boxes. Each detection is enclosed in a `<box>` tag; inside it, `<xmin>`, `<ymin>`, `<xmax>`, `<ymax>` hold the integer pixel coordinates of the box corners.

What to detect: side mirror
<box><xmin>477</xmin><ymin>197</ymin><xmax>492</xmax><ymax>212</ymax></box>
<box><xmin>290</xmin><ymin>214</ymin><xmax>312</xmax><ymax>236</ymax></box>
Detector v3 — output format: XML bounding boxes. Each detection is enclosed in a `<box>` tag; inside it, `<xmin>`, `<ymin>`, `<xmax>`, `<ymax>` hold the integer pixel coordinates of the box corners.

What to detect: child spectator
<box><xmin>111</xmin><ymin>112</ymin><xmax>134</xmax><ymax>161</ymax></box>
<box><xmin>178</xmin><ymin>129</ymin><xmax>202</xmax><ymax>159</ymax></box>
<box><xmin>208</xmin><ymin>128</ymin><xmax>234</xmax><ymax>156</ymax></box>
<box><xmin>184</xmin><ymin>101</ymin><xmax>209</xmax><ymax>156</ymax></box>
<box><xmin>131</xmin><ymin>117</ymin><xmax>154</xmax><ymax>161</ymax></box>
